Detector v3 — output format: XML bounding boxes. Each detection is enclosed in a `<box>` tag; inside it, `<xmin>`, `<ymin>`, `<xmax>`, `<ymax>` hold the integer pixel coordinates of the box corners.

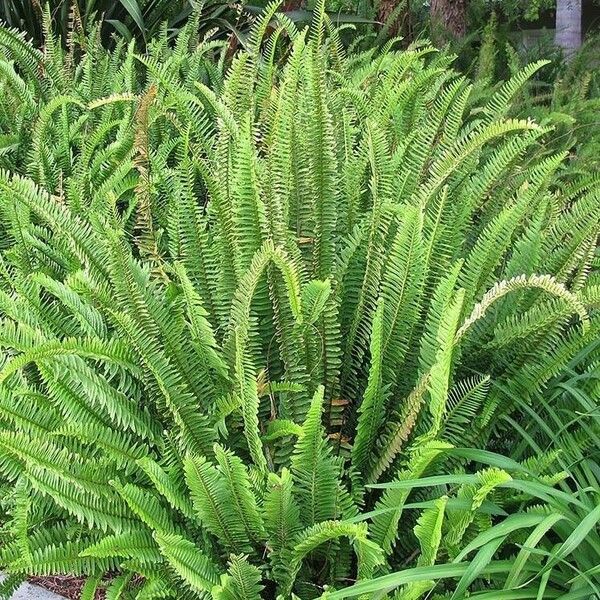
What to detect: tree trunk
<box><xmin>282</xmin><ymin>0</ymin><xmax>303</xmax><ymax>10</ymax></box>
<box><xmin>377</xmin><ymin>0</ymin><xmax>411</xmax><ymax>39</ymax></box>
<box><xmin>555</xmin><ymin>0</ymin><xmax>582</xmax><ymax>58</ymax></box>
<box><xmin>430</xmin><ymin>0</ymin><xmax>467</xmax><ymax>42</ymax></box>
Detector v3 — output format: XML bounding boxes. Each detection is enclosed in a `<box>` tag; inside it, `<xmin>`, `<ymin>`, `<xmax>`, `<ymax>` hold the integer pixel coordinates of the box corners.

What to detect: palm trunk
<box><xmin>430</xmin><ymin>0</ymin><xmax>467</xmax><ymax>42</ymax></box>
<box><xmin>555</xmin><ymin>0</ymin><xmax>582</xmax><ymax>58</ymax></box>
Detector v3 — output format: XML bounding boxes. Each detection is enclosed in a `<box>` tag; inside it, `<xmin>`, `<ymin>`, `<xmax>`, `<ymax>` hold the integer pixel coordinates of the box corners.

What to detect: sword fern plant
<box><xmin>0</xmin><ymin>4</ymin><xmax>598</xmax><ymax>598</ymax></box>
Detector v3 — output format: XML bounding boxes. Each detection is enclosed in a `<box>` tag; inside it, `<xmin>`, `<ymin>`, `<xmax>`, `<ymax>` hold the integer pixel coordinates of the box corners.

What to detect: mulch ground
<box><xmin>29</xmin><ymin>576</ymin><xmax>105</xmax><ymax>600</ymax></box>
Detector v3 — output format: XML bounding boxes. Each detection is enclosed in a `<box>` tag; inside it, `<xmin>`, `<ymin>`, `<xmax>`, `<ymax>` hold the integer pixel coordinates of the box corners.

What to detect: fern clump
<box><xmin>0</xmin><ymin>4</ymin><xmax>598</xmax><ymax>599</ymax></box>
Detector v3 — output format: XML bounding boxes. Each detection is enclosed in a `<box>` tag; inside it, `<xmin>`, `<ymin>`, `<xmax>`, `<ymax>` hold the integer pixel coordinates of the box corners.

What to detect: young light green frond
<box><xmin>426</xmin><ymin>289</ymin><xmax>465</xmax><ymax>438</ymax></box>
<box><xmin>419</xmin><ymin>261</ymin><xmax>463</xmax><ymax>376</ymax></box>
<box><xmin>302</xmin><ymin>279</ymin><xmax>332</xmax><ymax>325</ymax></box>
<box><xmin>444</xmin><ymin>468</ymin><xmax>512</xmax><ymax>553</ymax></box>
<box><xmin>87</xmin><ymin>93</ymin><xmax>138</xmax><ymax>110</ymax></box>
<box><xmin>414</xmin><ymin>496</ymin><xmax>447</xmax><ymax>566</ymax></box>
<box><xmin>262</xmin><ymin>419</ymin><xmax>304</xmax><ymax>442</ymax></box>
<box><xmin>371</xmin><ymin>441</ymin><xmax>453</xmax><ymax>556</ymax></box>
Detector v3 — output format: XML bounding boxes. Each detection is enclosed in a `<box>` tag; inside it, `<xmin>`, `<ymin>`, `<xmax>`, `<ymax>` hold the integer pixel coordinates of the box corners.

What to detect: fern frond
<box><xmin>212</xmin><ymin>554</ymin><xmax>264</xmax><ymax>600</ymax></box>
<box><xmin>153</xmin><ymin>531</ymin><xmax>221</xmax><ymax>593</ymax></box>
<box><xmin>291</xmin><ymin>386</ymin><xmax>346</xmax><ymax>526</ymax></box>
<box><xmin>371</xmin><ymin>441</ymin><xmax>452</xmax><ymax>556</ymax></box>
<box><xmin>184</xmin><ymin>453</ymin><xmax>254</xmax><ymax>553</ymax></box>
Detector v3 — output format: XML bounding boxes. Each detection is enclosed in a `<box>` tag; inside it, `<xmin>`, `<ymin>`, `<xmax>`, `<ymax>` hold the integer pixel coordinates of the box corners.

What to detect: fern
<box><xmin>0</xmin><ymin>7</ymin><xmax>598</xmax><ymax>600</ymax></box>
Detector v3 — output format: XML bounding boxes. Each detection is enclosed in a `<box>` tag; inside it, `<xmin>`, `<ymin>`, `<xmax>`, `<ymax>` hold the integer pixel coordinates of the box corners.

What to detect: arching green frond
<box><xmin>136</xmin><ymin>457</ymin><xmax>196</xmax><ymax>521</ymax></box>
<box><xmin>184</xmin><ymin>453</ymin><xmax>255</xmax><ymax>554</ymax></box>
<box><xmin>81</xmin><ymin>531</ymin><xmax>161</xmax><ymax>564</ymax></box>
<box><xmin>482</xmin><ymin>61</ymin><xmax>550</xmax><ymax>122</ymax></box>
<box><xmin>213</xmin><ymin>444</ymin><xmax>264</xmax><ymax>541</ymax></box>
<box><xmin>456</xmin><ymin>273</ymin><xmax>590</xmax><ymax>341</ymax></box>
<box><xmin>442</xmin><ymin>376</ymin><xmax>491</xmax><ymax>445</ymax></box>
<box><xmin>444</xmin><ymin>468</ymin><xmax>513</xmax><ymax>554</ymax></box>
<box><xmin>370</xmin><ymin>374</ymin><xmax>429</xmax><ymax>483</ymax></box>
<box><xmin>302</xmin><ymin>279</ymin><xmax>332</xmax><ymax>325</ymax></box>
<box><xmin>352</xmin><ymin>300</ymin><xmax>386</xmax><ymax>483</ymax></box>
<box><xmin>380</xmin><ymin>204</ymin><xmax>425</xmax><ymax>387</ymax></box>
<box><xmin>263</xmin><ymin>467</ymin><xmax>301</xmax><ymax>586</ymax></box>
<box><xmin>173</xmin><ymin>262</ymin><xmax>229</xmax><ymax>381</ymax></box>
<box><xmin>291</xmin><ymin>386</ymin><xmax>346</xmax><ymax>526</ymax></box>
<box><xmin>112</xmin><ymin>481</ymin><xmax>176</xmax><ymax>535</ymax></box>
<box><xmin>211</xmin><ymin>554</ymin><xmax>264</xmax><ymax>600</ymax></box>
<box><xmin>284</xmin><ymin>521</ymin><xmax>384</xmax><ymax>595</ymax></box>
<box><xmin>153</xmin><ymin>532</ymin><xmax>221</xmax><ymax>593</ymax></box>
<box><xmin>427</xmin><ymin>290</ymin><xmax>465</xmax><ymax>438</ymax></box>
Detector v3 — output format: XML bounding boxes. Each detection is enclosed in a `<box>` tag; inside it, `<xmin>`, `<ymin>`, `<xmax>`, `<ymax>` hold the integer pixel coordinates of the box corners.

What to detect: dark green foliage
<box><xmin>0</xmin><ymin>0</ymin><xmax>241</xmax><ymax>49</ymax></box>
<box><xmin>0</xmin><ymin>4</ymin><xmax>598</xmax><ymax>599</ymax></box>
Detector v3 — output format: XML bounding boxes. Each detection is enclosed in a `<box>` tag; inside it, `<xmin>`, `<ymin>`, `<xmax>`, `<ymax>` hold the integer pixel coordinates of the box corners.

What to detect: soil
<box><xmin>29</xmin><ymin>576</ymin><xmax>105</xmax><ymax>600</ymax></box>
